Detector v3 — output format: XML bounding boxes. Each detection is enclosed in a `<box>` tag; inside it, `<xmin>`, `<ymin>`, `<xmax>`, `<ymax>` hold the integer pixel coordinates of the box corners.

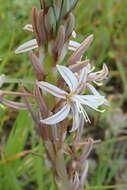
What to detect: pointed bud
<box><xmin>0</xmin><ymin>98</ymin><xmax>28</xmax><ymax>110</ymax></box>
<box><xmin>44</xmin><ymin>7</ymin><xmax>56</xmax><ymax>36</ymax></box>
<box><xmin>34</xmin><ymin>85</ymin><xmax>47</xmax><ymax>113</ymax></box>
<box><xmin>65</xmin><ymin>13</ymin><xmax>75</xmax><ymax>41</ymax></box>
<box><xmin>53</xmin><ymin>25</ymin><xmax>65</xmax><ymax>62</ymax></box>
<box><xmin>61</xmin><ymin>0</ymin><xmax>78</xmax><ymax>19</ymax></box>
<box><xmin>38</xmin><ymin>10</ymin><xmax>47</xmax><ymax>43</ymax></box>
<box><xmin>68</xmin><ymin>34</ymin><xmax>94</xmax><ymax>65</ymax></box>
<box><xmin>69</xmin><ymin>59</ymin><xmax>89</xmax><ymax>72</ymax></box>
<box><xmin>29</xmin><ymin>51</ymin><xmax>44</xmax><ymax>80</ymax></box>
<box><xmin>61</xmin><ymin>0</ymin><xmax>70</xmax><ymax>18</ymax></box>
<box><xmin>39</xmin><ymin>0</ymin><xmax>52</xmax><ymax>10</ymax></box>
<box><xmin>59</xmin><ymin>42</ymin><xmax>68</xmax><ymax>61</ymax></box>
<box><xmin>54</xmin><ymin>0</ymin><xmax>63</xmax><ymax>8</ymax></box>
<box><xmin>69</xmin><ymin>0</ymin><xmax>79</xmax><ymax>11</ymax></box>
<box><xmin>53</xmin><ymin>1</ymin><xmax>61</xmax><ymax>21</ymax></box>
<box><xmin>39</xmin><ymin>0</ymin><xmax>44</xmax><ymax>9</ymax></box>
<box><xmin>32</xmin><ymin>7</ymin><xmax>46</xmax><ymax>46</ymax></box>
<box><xmin>32</xmin><ymin>7</ymin><xmax>40</xmax><ymax>45</ymax></box>
<box><xmin>20</xmin><ymin>84</ymin><xmax>40</xmax><ymax>124</ymax></box>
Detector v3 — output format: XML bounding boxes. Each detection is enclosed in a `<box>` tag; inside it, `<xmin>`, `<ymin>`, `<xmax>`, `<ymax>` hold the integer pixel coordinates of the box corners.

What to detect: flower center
<box><xmin>66</xmin><ymin>91</ymin><xmax>76</xmax><ymax>105</ymax></box>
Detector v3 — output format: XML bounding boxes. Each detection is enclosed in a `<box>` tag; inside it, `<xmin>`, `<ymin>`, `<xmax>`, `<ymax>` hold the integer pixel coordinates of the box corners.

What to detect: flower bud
<box><xmin>32</xmin><ymin>7</ymin><xmax>47</xmax><ymax>46</ymax></box>
<box><xmin>44</xmin><ymin>7</ymin><xmax>56</xmax><ymax>37</ymax></box>
<box><xmin>53</xmin><ymin>25</ymin><xmax>65</xmax><ymax>62</ymax></box>
<box><xmin>64</xmin><ymin>13</ymin><xmax>75</xmax><ymax>41</ymax></box>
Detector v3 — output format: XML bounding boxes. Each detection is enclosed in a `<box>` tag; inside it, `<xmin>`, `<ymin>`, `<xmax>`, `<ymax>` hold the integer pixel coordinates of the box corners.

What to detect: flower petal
<box><xmin>70</xmin><ymin>104</ymin><xmax>80</xmax><ymax>132</ymax></box>
<box><xmin>56</xmin><ymin>65</ymin><xmax>78</xmax><ymax>91</ymax></box>
<box><xmin>37</xmin><ymin>81</ymin><xmax>68</xmax><ymax>99</ymax></box>
<box><xmin>76</xmin><ymin>66</ymin><xmax>89</xmax><ymax>94</ymax></box>
<box><xmin>88</xmin><ymin>64</ymin><xmax>109</xmax><ymax>81</ymax></box>
<box><xmin>74</xmin><ymin>94</ymin><xmax>105</xmax><ymax>107</ymax></box>
<box><xmin>87</xmin><ymin>84</ymin><xmax>110</xmax><ymax>106</ymax></box>
<box><xmin>40</xmin><ymin>104</ymin><xmax>70</xmax><ymax>125</ymax></box>
<box><xmin>78</xmin><ymin>67</ymin><xmax>88</xmax><ymax>86</ymax></box>
<box><xmin>23</xmin><ymin>24</ymin><xmax>33</xmax><ymax>32</ymax></box>
<box><xmin>69</xmin><ymin>40</ymin><xmax>80</xmax><ymax>51</ymax></box>
<box><xmin>87</xmin><ymin>83</ymin><xmax>100</xmax><ymax>96</ymax></box>
<box><xmin>15</xmin><ymin>39</ymin><xmax>38</xmax><ymax>54</ymax></box>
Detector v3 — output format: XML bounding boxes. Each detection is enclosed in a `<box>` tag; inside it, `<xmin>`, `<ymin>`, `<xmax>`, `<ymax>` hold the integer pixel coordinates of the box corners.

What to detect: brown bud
<box><xmin>40</xmin><ymin>0</ymin><xmax>52</xmax><ymax>10</ymax></box>
<box><xmin>32</xmin><ymin>7</ymin><xmax>47</xmax><ymax>46</ymax></box>
<box><xmin>64</xmin><ymin>13</ymin><xmax>75</xmax><ymax>41</ymax></box>
<box><xmin>69</xmin><ymin>59</ymin><xmax>90</xmax><ymax>73</ymax></box>
<box><xmin>53</xmin><ymin>25</ymin><xmax>65</xmax><ymax>63</ymax></box>
<box><xmin>32</xmin><ymin>7</ymin><xmax>41</xmax><ymax>45</ymax></box>
<box><xmin>20</xmin><ymin>84</ymin><xmax>40</xmax><ymax>124</ymax></box>
<box><xmin>29</xmin><ymin>51</ymin><xmax>44</xmax><ymax>80</ymax></box>
<box><xmin>69</xmin><ymin>0</ymin><xmax>79</xmax><ymax>12</ymax></box>
<box><xmin>34</xmin><ymin>85</ymin><xmax>47</xmax><ymax>113</ymax></box>
<box><xmin>68</xmin><ymin>34</ymin><xmax>94</xmax><ymax>65</ymax></box>
<box><xmin>0</xmin><ymin>98</ymin><xmax>28</xmax><ymax>110</ymax></box>
<box><xmin>38</xmin><ymin>10</ymin><xmax>47</xmax><ymax>43</ymax></box>
<box><xmin>44</xmin><ymin>7</ymin><xmax>56</xmax><ymax>37</ymax></box>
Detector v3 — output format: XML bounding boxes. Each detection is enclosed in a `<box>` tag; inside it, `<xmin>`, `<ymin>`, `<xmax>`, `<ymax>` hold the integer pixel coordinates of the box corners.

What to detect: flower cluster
<box><xmin>0</xmin><ymin>1</ymin><xmax>109</xmax><ymax>189</ymax></box>
<box><xmin>14</xmin><ymin>25</ymin><xmax>109</xmax><ymax>132</ymax></box>
<box><xmin>1</xmin><ymin>24</ymin><xmax>109</xmax><ymax>132</ymax></box>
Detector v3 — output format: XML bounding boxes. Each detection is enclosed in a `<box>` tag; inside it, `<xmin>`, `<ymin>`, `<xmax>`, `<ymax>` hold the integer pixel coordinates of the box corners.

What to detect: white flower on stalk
<box><xmin>15</xmin><ymin>24</ymin><xmax>80</xmax><ymax>54</ymax></box>
<box><xmin>37</xmin><ymin>65</ymin><xmax>107</xmax><ymax>131</ymax></box>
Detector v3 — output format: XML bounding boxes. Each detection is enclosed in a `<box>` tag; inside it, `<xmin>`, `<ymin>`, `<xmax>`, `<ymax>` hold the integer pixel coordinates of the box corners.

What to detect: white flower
<box><xmin>37</xmin><ymin>65</ymin><xmax>107</xmax><ymax>131</ymax></box>
<box><xmin>86</xmin><ymin>63</ymin><xmax>109</xmax><ymax>85</ymax></box>
<box><xmin>84</xmin><ymin>63</ymin><xmax>109</xmax><ymax>106</ymax></box>
<box><xmin>15</xmin><ymin>24</ymin><xmax>80</xmax><ymax>54</ymax></box>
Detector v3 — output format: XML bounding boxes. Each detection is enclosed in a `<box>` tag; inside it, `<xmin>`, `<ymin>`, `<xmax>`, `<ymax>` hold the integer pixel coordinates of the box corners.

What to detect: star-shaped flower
<box><xmin>87</xmin><ymin>63</ymin><xmax>109</xmax><ymax>85</ymax></box>
<box><xmin>37</xmin><ymin>65</ymin><xmax>107</xmax><ymax>131</ymax></box>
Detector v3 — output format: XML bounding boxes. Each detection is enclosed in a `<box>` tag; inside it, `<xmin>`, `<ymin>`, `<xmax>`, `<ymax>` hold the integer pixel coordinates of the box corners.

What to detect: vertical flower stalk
<box><xmin>0</xmin><ymin>1</ymin><xmax>109</xmax><ymax>190</ymax></box>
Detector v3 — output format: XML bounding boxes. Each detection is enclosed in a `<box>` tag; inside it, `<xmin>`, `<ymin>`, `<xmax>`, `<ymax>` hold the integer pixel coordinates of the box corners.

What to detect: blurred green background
<box><xmin>0</xmin><ymin>0</ymin><xmax>127</xmax><ymax>189</ymax></box>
